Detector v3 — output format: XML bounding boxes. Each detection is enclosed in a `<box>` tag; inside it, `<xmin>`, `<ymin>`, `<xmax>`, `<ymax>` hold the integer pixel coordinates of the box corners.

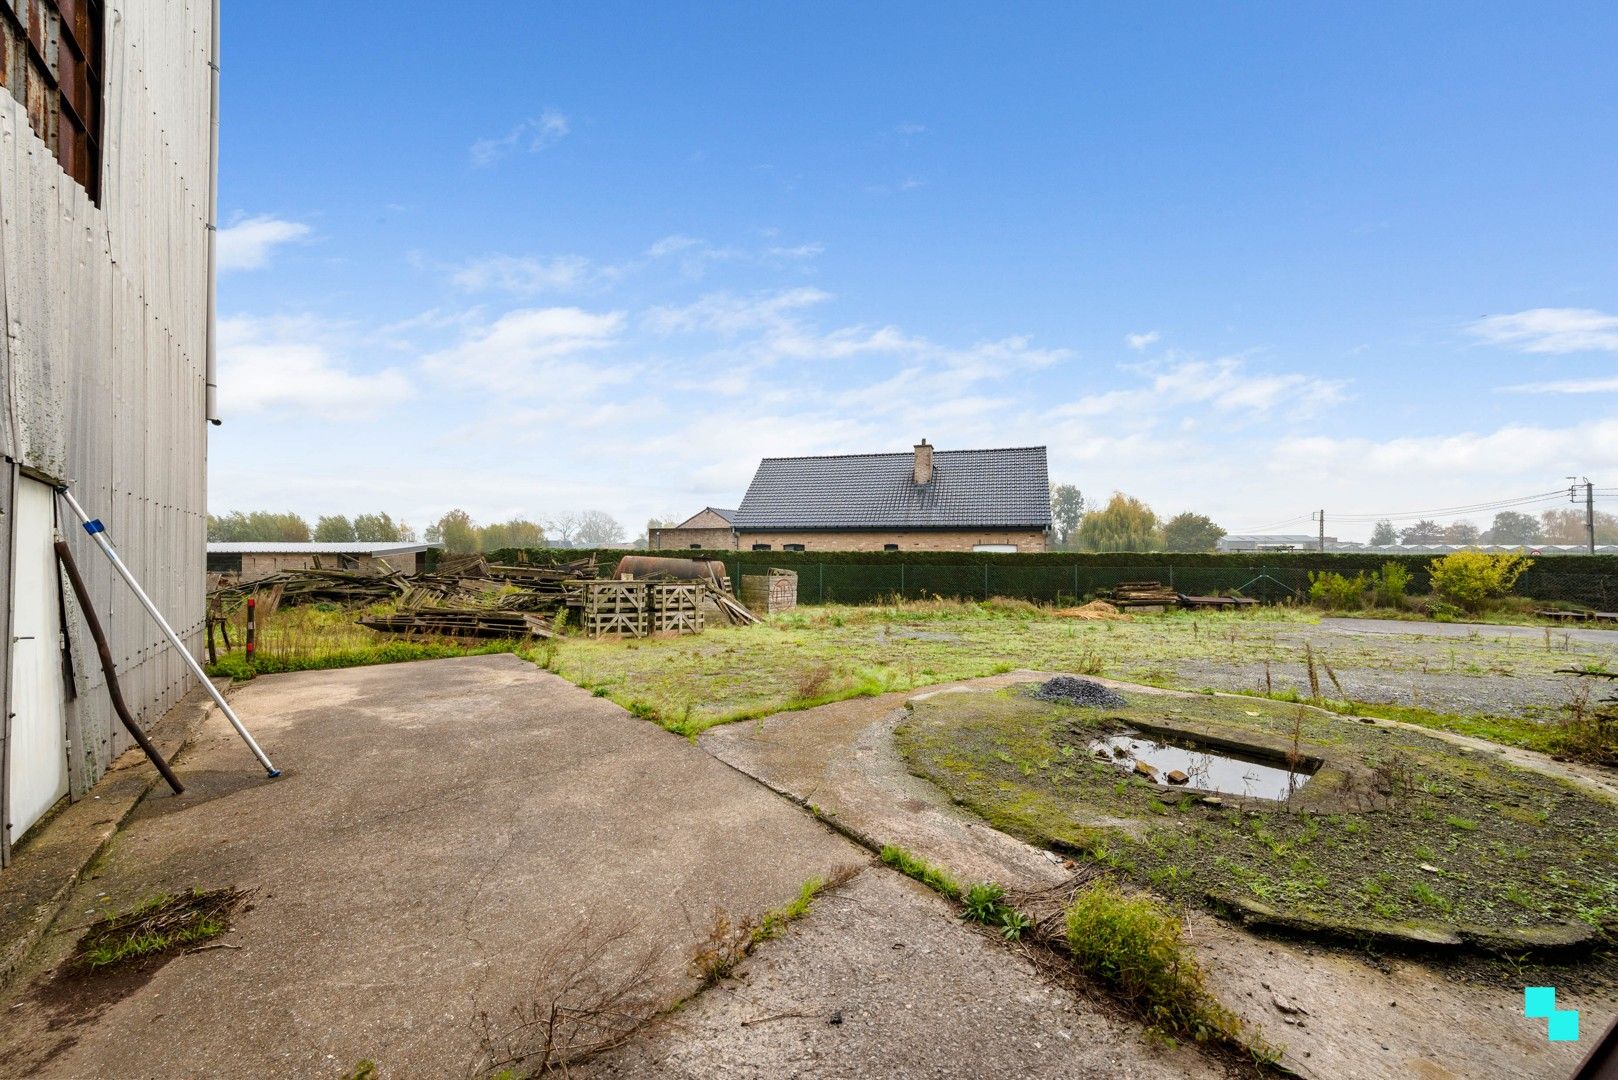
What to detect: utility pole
<box><xmin>1312</xmin><ymin>509</ymin><xmax>1325</xmax><ymax>552</ymax></box>
<box><xmin>1569</xmin><ymin>477</ymin><xmax>1596</xmax><ymax>554</ymax></box>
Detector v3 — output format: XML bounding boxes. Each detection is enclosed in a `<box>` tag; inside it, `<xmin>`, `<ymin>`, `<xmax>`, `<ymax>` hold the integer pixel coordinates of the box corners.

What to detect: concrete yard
<box><xmin>0</xmin><ymin>655</ymin><xmax>1210</xmax><ymax>1078</ymax></box>
<box><xmin>0</xmin><ymin>655</ymin><xmax>861</xmax><ymax>1077</ymax></box>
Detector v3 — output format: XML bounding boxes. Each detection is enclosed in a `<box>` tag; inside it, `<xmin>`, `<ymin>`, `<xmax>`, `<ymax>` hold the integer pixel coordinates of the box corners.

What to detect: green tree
<box><xmin>353</xmin><ymin>511</ymin><xmax>407</xmax><ymax>542</ymax></box>
<box><xmin>1483</xmin><ymin>511</ymin><xmax>1543</xmax><ymax>545</ymax></box>
<box><xmin>1160</xmin><ymin>512</ymin><xmax>1225</xmax><ymax>553</ymax></box>
<box><xmin>1076</xmin><ymin>493</ymin><xmax>1160</xmax><ymax>552</ymax></box>
<box><xmin>1398</xmin><ymin>520</ymin><xmax>1444</xmax><ymax>545</ymax></box>
<box><xmin>1542</xmin><ymin>508</ymin><xmax>1618</xmax><ymax>545</ymax></box>
<box><xmin>206</xmin><ymin>511</ymin><xmax>311</xmax><ymax>542</ymax></box>
<box><xmin>430</xmin><ymin>509</ymin><xmax>479</xmax><ymax>553</ymax></box>
<box><xmin>1368</xmin><ymin>519</ymin><xmax>1396</xmax><ymax>546</ymax></box>
<box><xmin>1440</xmin><ymin>520</ymin><xmax>1480</xmax><ymax>545</ymax></box>
<box><xmin>1049</xmin><ymin>484</ymin><xmax>1085</xmax><ymax>549</ymax></box>
<box><xmin>478</xmin><ymin>518</ymin><xmax>547</xmax><ymax>550</ymax></box>
<box><xmin>313</xmin><ymin>515</ymin><xmax>357</xmax><ymax>542</ymax></box>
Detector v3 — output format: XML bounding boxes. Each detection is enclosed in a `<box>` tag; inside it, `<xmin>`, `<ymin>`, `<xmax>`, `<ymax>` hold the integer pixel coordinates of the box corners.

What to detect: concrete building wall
<box><xmin>0</xmin><ymin>0</ymin><xmax>213</xmax><ymax>834</ymax></box>
<box><xmin>735</xmin><ymin>530</ymin><xmax>1049</xmax><ymax>553</ymax></box>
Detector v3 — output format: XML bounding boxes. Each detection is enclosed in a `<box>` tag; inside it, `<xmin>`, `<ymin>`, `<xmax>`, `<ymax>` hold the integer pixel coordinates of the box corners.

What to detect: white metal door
<box><xmin>7</xmin><ymin>478</ymin><xmax>69</xmax><ymax>845</ymax></box>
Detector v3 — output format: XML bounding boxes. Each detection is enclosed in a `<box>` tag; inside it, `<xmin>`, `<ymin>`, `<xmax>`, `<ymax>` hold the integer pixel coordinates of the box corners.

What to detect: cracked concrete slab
<box><xmin>583</xmin><ymin>868</ymin><xmax>1219</xmax><ymax>1080</ymax></box>
<box><xmin>0</xmin><ymin>655</ymin><xmax>860</xmax><ymax>1078</ymax></box>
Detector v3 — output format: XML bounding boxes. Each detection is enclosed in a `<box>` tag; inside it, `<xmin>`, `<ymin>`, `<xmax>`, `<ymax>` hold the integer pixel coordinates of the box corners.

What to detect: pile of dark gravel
<box><xmin>1029</xmin><ymin>676</ymin><xmax>1128</xmax><ymax>709</ymax></box>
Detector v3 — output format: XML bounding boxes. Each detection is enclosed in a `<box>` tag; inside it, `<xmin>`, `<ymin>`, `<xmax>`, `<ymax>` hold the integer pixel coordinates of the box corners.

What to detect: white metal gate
<box><xmin>7</xmin><ymin>477</ymin><xmax>69</xmax><ymax>846</ymax></box>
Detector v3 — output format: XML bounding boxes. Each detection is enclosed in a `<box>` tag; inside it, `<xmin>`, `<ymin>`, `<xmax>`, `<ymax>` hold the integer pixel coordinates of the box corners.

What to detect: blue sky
<box><xmin>211</xmin><ymin>2</ymin><xmax>1618</xmax><ymax>541</ymax></box>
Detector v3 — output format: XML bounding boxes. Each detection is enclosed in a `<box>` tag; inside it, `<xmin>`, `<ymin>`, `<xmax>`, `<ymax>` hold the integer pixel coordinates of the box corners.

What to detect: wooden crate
<box><xmin>649</xmin><ymin>581</ymin><xmax>704</xmax><ymax>634</ymax></box>
<box><xmin>582</xmin><ymin>580</ymin><xmax>649</xmax><ymax>638</ymax></box>
<box><xmin>740</xmin><ymin>569</ymin><xmax>798</xmax><ymax>615</ymax></box>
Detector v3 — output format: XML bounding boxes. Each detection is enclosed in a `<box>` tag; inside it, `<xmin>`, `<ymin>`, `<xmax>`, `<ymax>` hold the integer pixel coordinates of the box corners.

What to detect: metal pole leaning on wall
<box><xmin>53</xmin><ymin>538</ymin><xmax>184</xmax><ymax>795</ymax></box>
<box><xmin>55</xmin><ymin>485</ymin><xmax>280</xmax><ymax>778</ymax></box>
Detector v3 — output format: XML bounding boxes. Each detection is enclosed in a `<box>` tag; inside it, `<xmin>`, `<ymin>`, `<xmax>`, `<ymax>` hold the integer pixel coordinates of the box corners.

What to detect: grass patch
<box><xmin>205</xmin><ymin>600</ymin><xmax>531</xmax><ymax>680</ymax></box>
<box><xmin>1065</xmin><ymin>880</ymin><xmax>1251</xmax><ymax>1048</ymax></box>
<box><xmin>897</xmin><ymin>686</ymin><xmax>1618</xmax><ymax>935</ymax></box>
<box><xmin>879</xmin><ymin>844</ymin><xmax>962</xmax><ymax>900</ymax></box>
<box><xmin>75</xmin><ymin>887</ymin><xmax>246</xmax><ymax>971</ymax></box>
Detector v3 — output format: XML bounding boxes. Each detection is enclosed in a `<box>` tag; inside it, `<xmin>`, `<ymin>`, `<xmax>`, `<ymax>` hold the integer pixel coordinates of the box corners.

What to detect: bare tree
<box><xmin>575</xmin><ymin>510</ymin><xmax>626</xmax><ymax>546</ymax></box>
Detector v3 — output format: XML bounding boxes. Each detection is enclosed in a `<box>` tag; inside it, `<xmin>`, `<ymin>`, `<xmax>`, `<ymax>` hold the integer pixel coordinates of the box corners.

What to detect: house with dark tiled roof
<box><xmin>730</xmin><ymin>441</ymin><xmax>1051</xmax><ymax>552</ymax></box>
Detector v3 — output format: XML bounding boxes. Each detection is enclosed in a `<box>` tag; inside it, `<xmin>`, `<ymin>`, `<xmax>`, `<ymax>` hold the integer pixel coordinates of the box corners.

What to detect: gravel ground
<box><xmin>1029</xmin><ymin>676</ymin><xmax>1130</xmax><ymax>708</ymax></box>
<box><xmin>1166</xmin><ymin>658</ymin><xmax>1575</xmax><ymax>717</ymax></box>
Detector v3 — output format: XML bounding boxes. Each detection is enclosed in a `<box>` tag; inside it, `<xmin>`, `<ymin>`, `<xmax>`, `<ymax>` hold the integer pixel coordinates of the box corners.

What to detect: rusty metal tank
<box><xmin>612</xmin><ymin>555</ymin><xmax>729</xmax><ymax>589</ymax></box>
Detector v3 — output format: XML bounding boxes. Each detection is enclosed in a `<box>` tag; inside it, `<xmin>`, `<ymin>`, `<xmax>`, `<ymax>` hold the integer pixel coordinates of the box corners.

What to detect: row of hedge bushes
<box><xmin>473</xmin><ymin>547</ymin><xmax>1618</xmax><ymax>609</ymax></box>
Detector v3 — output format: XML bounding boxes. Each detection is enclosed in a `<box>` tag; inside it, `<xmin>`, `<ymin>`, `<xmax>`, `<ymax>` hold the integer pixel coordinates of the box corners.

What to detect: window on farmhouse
<box><xmin>0</xmin><ymin>0</ymin><xmax>103</xmax><ymax>201</ymax></box>
<box><xmin>783</xmin><ymin>543</ymin><xmax>805</xmax><ymax>552</ymax></box>
<box><xmin>751</xmin><ymin>544</ymin><xmax>771</xmax><ymax>551</ymax></box>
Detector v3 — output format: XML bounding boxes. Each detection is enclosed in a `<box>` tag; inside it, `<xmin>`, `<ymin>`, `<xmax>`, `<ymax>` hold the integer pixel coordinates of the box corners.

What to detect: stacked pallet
<box><xmin>649</xmin><ymin>581</ymin><xmax>704</xmax><ymax>634</ymax></box>
<box><xmin>582</xmin><ymin>580</ymin><xmax>650</xmax><ymax>637</ymax></box>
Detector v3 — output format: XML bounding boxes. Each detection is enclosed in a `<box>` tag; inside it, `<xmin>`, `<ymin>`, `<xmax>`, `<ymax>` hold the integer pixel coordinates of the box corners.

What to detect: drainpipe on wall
<box><xmin>203</xmin><ymin>0</ymin><xmax>222</xmax><ymax>425</ymax></box>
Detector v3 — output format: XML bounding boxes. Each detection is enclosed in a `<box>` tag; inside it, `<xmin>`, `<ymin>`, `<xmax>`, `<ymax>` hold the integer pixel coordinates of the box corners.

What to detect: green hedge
<box><xmin>477</xmin><ymin>547</ymin><xmax>1618</xmax><ymax>609</ymax></box>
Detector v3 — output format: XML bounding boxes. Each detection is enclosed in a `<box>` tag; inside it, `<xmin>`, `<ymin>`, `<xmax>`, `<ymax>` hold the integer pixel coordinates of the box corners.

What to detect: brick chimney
<box><xmin>913</xmin><ymin>439</ymin><xmax>934</xmax><ymax>485</ymax></box>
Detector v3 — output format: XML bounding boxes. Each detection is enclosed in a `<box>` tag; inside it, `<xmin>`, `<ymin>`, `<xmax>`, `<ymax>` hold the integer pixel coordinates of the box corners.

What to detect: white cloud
<box><xmin>1500</xmin><ymin>375</ymin><xmax>1618</xmax><ymax>394</ymax></box>
<box><xmin>216</xmin><ymin>315</ymin><xmax>413</xmax><ymax>419</ymax></box>
<box><xmin>644</xmin><ymin>288</ymin><xmax>832</xmax><ymax>337</ymax></box>
<box><xmin>420</xmin><ymin>306</ymin><xmax>627</xmax><ymax>397</ymax></box>
<box><xmin>216</xmin><ymin>216</ymin><xmax>311</xmax><ymax>271</ymax></box>
<box><xmin>1275</xmin><ymin>420</ymin><xmax>1618</xmax><ymax>478</ymax></box>
<box><xmin>896</xmin><ymin>122</ymin><xmax>927</xmax><ymax>135</ymax></box>
<box><xmin>1467</xmin><ymin>308</ymin><xmax>1618</xmax><ymax>353</ymax></box>
<box><xmin>470</xmin><ymin>109</ymin><xmax>571</xmax><ymax>166</ymax></box>
<box><xmin>1126</xmin><ymin>330</ymin><xmax>1160</xmax><ymax>351</ymax></box>
<box><xmin>452</xmin><ymin>254</ymin><xmax>598</xmax><ymax>293</ymax></box>
<box><xmin>1054</xmin><ymin>358</ymin><xmax>1344</xmax><ymax>421</ymax></box>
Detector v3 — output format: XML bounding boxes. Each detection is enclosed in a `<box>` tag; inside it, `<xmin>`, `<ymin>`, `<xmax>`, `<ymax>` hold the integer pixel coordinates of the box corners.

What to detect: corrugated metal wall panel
<box><xmin>0</xmin><ymin>0</ymin><xmax>210</xmax><ymax>799</ymax></box>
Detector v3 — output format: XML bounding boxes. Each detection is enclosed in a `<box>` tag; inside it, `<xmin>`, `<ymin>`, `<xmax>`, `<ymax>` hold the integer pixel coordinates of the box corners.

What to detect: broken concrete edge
<box><xmin>696</xmin><ymin>731</ymin><xmax>1301</xmax><ymax>1078</ymax></box>
<box><xmin>0</xmin><ymin>678</ymin><xmax>230</xmax><ymax>997</ymax></box>
<box><xmin>1206</xmin><ymin>891</ymin><xmax>1606</xmax><ymax>958</ymax></box>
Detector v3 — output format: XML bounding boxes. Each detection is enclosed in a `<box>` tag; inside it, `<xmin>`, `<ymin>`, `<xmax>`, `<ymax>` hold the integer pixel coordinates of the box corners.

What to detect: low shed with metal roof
<box><xmin>206</xmin><ymin>541</ymin><xmax>438</xmax><ymax>581</ymax></box>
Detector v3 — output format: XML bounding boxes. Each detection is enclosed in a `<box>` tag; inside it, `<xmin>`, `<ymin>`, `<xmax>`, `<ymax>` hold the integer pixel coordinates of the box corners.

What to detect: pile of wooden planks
<box><xmin>359</xmin><ymin>609</ymin><xmax>554</xmax><ymax>639</ymax></box>
<box><xmin>210</xmin><ymin>568</ymin><xmax>408</xmax><ymax>607</ymax></box>
<box><xmin>1108</xmin><ymin>581</ymin><xmax>1180</xmax><ymax>608</ymax></box>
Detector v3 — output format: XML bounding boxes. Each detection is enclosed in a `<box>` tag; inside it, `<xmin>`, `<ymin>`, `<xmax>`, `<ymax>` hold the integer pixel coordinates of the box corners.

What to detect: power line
<box><xmin>1328</xmin><ymin>489</ymin><xmax>1570</xmax><ymax>523</ymax></box>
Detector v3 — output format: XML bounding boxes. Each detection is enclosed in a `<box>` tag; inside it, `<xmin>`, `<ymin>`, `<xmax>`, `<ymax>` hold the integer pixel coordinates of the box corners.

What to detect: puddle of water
<box><xmin>1090</xmin><ymin>731</ymin><xmax>1314</xmax><ymax>801</ymax></box>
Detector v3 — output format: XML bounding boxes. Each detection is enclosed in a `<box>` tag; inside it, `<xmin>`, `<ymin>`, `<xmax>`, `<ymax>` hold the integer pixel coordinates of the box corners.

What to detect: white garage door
<box><xmin>7</xmin><ymin>477</ymin><xmax>69</xmax><ymax>846</ymax></box>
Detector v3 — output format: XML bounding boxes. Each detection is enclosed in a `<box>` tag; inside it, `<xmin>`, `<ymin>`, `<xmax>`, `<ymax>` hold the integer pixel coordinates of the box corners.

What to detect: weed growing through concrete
<box><xmin>690</xmin><ymin>866</ymin><xmax>863</xmax><ymax>989</ymax></box>
<box><xmin>472</xmin><ymin>917</ymin><xmax>666</xmax><ymax>1078</ymax></box>
<box><xmin>75</xmin><ymin>887</ymin><xmax>246</xmax><ymax>971</ymax></box>
<box><xmin>878</xmin><ymin>845</ymin><xmax>961</xmax><ymax>900</ymax></box>
<box><xmin>1064</xmin><ymin>880</ymin><xmax>1250</xmax><ymax>1049</ymax></box>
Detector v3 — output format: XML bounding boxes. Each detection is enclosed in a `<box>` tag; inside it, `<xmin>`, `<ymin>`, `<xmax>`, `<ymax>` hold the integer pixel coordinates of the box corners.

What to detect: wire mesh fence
<box><xmin>717</xmin><ymin>560</ymin><xmax>1618</xmax><ymax>609</ymax></box>
<box><xmin>720</xmin><ymin>561</ymin><xmax>1326</xmax><ymax>606</ymax></box>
